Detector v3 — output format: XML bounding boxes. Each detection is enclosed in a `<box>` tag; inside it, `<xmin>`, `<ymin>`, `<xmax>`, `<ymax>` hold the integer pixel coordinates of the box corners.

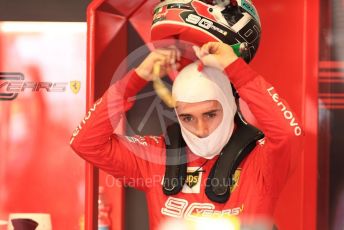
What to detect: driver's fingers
<box><xmin>151</xmin><ymin>52</ymin><xmax>170</xmax><ymax>67</ymax></box>
<box><xmin>200</xmin><ymin>42</ymin><xmax>219</xmax><ymax>56</ymax></box>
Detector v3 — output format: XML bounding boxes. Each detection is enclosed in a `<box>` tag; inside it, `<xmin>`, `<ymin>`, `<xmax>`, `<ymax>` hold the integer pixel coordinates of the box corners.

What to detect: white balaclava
<box><xmin>172</xmin><ymin>62</ymin><xmax>237</xmax><ymax>159</ymax></box>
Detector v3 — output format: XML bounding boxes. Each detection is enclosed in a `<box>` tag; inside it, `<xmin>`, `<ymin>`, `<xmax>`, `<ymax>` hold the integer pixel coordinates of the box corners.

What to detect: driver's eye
<box><xmin>181</xmin><ymin>116</ymin><xmax>194</xmax><ymax>122</ymax></box>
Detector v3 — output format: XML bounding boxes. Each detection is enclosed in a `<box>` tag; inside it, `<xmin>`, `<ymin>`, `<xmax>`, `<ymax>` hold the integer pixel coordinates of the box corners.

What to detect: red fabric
<box><xmin>70</xmin><ymin>59</ymin><xmax>303</xmax><ymax>229</ymax></box>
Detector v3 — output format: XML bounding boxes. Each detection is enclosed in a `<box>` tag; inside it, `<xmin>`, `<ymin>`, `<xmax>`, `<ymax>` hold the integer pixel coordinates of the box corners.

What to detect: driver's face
<box><xmin>176</xmin><ymin>100</ymin><xmax>223</xmax><ymax>138</ymax></box>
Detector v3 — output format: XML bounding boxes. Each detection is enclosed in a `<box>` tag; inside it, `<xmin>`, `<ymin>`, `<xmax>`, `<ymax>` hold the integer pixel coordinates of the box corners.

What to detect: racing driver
<box><xmin>70</xmin><ymin>42</ymin><xmax>303</xmax><ymax>229</ymax></box>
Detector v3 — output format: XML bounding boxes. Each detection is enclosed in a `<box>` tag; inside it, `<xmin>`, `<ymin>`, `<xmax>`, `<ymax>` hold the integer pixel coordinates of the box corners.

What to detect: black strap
<box><xmin>205</xmin><ymin>112</ymin><xmax>264</xmax><ymax>203</ymax></box>
<box><xmin>162</xmin><ymin>123</ymin><xmax>187</xmax><ymax>195</ymax></box>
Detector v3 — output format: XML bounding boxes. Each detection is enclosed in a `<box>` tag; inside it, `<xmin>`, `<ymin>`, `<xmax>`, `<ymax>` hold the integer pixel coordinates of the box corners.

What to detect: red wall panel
<box><xmin>251</xmin><ymin>1</ymin><xmax>319</xmax><ymax>230</ymax></box>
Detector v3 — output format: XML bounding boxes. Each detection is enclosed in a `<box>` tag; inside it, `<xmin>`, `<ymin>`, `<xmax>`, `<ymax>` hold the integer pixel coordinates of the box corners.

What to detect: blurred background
<box><xmin>0</xmin><ymin>0</ymin><xmax>343</xmax><ymax>230</ymax></box>
<box><xmin>0</xmin><ymin>0</ymin><xmax>89</xmax><ymax>229</ymax></box>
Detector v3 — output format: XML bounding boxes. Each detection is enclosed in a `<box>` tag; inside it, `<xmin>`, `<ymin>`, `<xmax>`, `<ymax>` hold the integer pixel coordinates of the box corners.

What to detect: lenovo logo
<box><xmin>267</xmin><ymin>87</ymin><xmax>302</xmax><ymax>136</ymax></box>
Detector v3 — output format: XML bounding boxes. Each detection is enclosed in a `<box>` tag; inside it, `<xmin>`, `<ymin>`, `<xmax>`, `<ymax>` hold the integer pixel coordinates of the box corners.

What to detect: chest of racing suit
<box><xmin>70</xmin><ymin>58</ymin><xmax>303</xmax><ymax>229</ymax></box>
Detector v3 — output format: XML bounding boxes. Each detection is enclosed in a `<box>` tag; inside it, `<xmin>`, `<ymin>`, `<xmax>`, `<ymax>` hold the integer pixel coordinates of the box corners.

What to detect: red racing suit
<box><xmin>70</xmin><ymin>58</ymin><xmax>303</xmax><ymax>229</ymax></box>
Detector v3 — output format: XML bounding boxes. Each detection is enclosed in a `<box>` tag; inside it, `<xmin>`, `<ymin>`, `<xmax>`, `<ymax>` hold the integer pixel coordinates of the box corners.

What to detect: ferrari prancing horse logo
<box><xmin>70</xmin><ymin>80</ymin><xmax>81</xmax><ymax>94</ymax></box>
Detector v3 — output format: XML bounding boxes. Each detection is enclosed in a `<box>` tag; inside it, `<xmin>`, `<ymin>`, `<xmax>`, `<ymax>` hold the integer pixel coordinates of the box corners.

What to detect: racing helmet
<box><xmin>151</xmin><ymin>0</ymin><xmax>261</xmax><ymax>63</ymax></box>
